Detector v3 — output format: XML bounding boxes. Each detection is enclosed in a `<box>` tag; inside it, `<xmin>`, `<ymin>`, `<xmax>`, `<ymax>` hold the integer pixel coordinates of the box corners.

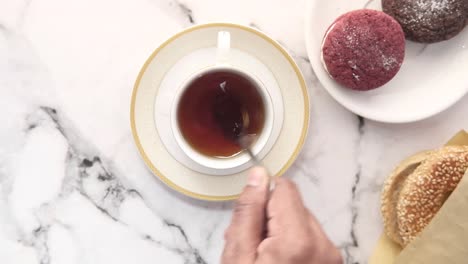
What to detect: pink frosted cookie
<box><xmin>321</xmin><ymin>9</ymin><xmax>405</xmax><ymax>91</ymax></box>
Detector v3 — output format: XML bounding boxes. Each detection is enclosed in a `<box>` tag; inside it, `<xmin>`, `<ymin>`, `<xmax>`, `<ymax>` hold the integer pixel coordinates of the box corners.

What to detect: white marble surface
<box><xmin>0</xmin><ymin>0</ymin><xmax>467</xmax><ymax>263</ymax></box>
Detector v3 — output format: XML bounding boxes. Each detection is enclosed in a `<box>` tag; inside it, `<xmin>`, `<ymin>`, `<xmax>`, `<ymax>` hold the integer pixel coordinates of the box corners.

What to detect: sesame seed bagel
<box><xmin>381</xmin><ymin>150</ymin><xmax>433</xmax><ymax>246</ymax></box>
<box><xmin>396</xmin><ymin>146</ymin><xmax>468</xmax><ymax>246</ymax></box>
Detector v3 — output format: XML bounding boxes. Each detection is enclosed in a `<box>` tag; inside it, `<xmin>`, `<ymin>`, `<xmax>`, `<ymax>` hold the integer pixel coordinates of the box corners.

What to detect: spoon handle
<box><xmin>244</xmin><ymin>148</ymin><xmax>275</xmax><ymax>191</ymax></box>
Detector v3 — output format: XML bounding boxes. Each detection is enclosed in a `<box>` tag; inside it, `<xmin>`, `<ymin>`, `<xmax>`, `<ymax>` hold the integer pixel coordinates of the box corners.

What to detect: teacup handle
<box><xmin>216</xmin><ymin>31</ymin><xmax>231</xmax><ymax>64</ymax></box>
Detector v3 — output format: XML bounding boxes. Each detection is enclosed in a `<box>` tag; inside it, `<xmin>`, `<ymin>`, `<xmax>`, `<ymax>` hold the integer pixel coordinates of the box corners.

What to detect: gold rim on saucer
<box><xmin>130</xmin><ymin>23</ymin><xmax>309</xmax><ymax>201</ymax></box>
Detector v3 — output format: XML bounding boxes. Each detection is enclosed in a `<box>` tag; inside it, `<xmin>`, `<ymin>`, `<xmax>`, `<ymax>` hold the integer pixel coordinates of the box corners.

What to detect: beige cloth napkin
<box><xmin>369</xmin><ymin>130</ymin><xmax>468</xmax><ymax>264</ymax></box>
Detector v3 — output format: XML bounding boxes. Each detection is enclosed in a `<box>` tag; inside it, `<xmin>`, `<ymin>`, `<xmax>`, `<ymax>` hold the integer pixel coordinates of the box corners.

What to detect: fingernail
<box><xmin>247</xmin><ymin>167</ymin><xmax>268</xmax><ymax>187</ymax></box>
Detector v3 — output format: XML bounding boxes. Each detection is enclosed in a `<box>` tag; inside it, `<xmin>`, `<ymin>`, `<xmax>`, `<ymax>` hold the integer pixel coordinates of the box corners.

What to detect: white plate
<box><xmin>131</xmin><ymin>23</ymin><xmax>309</xmax><ymax>201</ymax></box>
<box><xmin>305</xmin><ymin>0</ymin><xmax>468</xmax><ymax>123</ymax></box>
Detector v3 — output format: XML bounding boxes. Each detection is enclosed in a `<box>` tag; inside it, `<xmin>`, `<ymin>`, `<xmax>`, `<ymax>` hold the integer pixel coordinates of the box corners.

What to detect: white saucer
<box><xmin>155</xmin><ymin>49</ymin><xmax>284</xmax><ymax>176</ymax></box>
<box><xmin>305</xmin><ymin>0</ymin><xmax>468</xmax><ymax>123</ymax></box>
<box><xmin>131</xmin><ymin>23</ymin><xmax>309</xmax><ymax>201</ymax></box>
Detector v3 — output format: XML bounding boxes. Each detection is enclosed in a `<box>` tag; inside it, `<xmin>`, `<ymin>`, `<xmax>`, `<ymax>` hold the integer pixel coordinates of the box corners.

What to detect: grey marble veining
<box><xmin>1</xmin><ymin>0</ymin><xmax>467</xmax><ymax>263</ymax></box>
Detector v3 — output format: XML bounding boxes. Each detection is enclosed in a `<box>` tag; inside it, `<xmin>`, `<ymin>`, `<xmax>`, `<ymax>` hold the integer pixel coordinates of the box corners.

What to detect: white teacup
<box><xmin>171</xmin><ymin>64</ymin><xmax>274</xmax><ymax>172</ymax></box>
<box><xmin>154</xmin><ymin>30</ymin><xmax>284</xmax><ymax>176</ymax></box>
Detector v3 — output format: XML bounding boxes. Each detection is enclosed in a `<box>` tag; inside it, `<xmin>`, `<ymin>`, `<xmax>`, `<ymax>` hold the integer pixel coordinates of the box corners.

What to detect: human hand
<box><xmin>222</xmin><ymin>167</ymin><xmax>342</xmax><ymax>264</ymax></box>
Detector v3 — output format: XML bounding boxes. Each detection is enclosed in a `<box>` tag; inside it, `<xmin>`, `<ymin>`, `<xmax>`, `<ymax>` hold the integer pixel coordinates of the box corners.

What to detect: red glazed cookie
<box><xmin>321</xmin><ymin>9</ymin><xmax>406</xmax><ymax>91</ymax></box>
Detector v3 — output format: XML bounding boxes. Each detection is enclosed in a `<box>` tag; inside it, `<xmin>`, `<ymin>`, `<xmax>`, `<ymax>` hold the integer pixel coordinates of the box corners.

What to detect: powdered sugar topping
<box><xmin>401</xmin><ymin>0</ymin><xmax>461</xmax><ymax>26</ymax></box>
<box><xmin>337</xmin><ymin>23</ymin><xmax>401</xmax><ymax>72</ymax></box>
<box><xmin>382</xmin><ymin>55</ymin><xmax>399</xmax><ymax>71</ymax></box>
<box><xmin>415</xmin><ymin>0</ymin><xmax>450</xmax><ymax>12</ymax></box>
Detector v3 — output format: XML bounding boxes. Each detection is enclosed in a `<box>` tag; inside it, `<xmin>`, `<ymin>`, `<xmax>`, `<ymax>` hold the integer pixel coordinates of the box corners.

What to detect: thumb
<box><xmin>222</xmin><ymin>167</ymin><xmax>269</xmax><ymax>264</ymax></box>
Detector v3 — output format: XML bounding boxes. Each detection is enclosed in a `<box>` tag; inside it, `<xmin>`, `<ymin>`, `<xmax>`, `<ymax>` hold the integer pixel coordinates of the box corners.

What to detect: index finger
<box><xmin>266</xmin><ymin>178</ymin><xmax>309</xmax><ymax>236</ymax></box>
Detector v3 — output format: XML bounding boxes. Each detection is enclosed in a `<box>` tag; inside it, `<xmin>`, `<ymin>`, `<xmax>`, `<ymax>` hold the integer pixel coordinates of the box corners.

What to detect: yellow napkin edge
<box><xmin>368</xmin><ymin>130</ymin><xmax>468</xmax><ymax>264</ymax></box>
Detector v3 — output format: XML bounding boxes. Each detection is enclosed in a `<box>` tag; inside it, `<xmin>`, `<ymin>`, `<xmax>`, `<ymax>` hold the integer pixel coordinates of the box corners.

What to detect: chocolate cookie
<box><xmin>382</xmin><ymin>0</ymin><xmax>468</xmax><ymax>43</ymax></box>
<box><xmin>321</xmin><ymin>10</ymin><xmax>405</xmax><ymax>91</ymax></box>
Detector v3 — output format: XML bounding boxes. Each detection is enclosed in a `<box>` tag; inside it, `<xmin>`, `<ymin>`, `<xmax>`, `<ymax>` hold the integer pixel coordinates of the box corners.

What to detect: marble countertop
<box><xmin>1</xmin><ymin>0</ymin><xmax>467</xmax><ymax>263</ymax></box>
